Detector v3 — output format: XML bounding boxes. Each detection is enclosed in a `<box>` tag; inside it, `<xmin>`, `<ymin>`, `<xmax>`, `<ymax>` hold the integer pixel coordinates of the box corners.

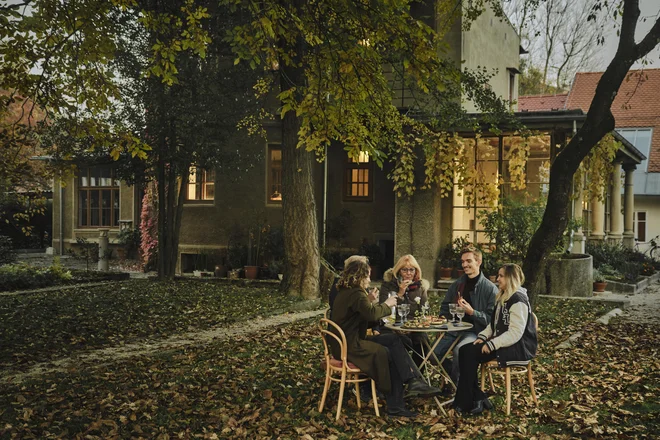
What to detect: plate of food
<box><xmin>429</xmin><ymin>316</ymin><xmax>447</xmax><ymax>326</ymax></box>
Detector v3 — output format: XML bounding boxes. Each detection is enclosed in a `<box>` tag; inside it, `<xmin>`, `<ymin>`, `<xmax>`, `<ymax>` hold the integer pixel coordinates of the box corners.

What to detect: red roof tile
<box><xmin>518</xmin><ymin>94</ymin><xmax>568</xmax><ymax>111</ymax></box>
<box><xmin>566</xmin><ymin>69</ymin><xmax>660</xmax><ymax>172</ymax></box>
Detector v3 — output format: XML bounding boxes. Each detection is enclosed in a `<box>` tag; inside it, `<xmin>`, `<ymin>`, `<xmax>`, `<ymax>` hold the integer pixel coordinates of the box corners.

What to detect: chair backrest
<box><xmin>532</xmin><ymin>312</ymin><xmax>539</xmax><ymax>332</ymax></box>
<box><xmin>324</xmin><ymin>308</ymin><xmax>331</xmax><ymax>320</ymax></box>
<box><xmin>319</xmin><ymin>318</ymin><xmax>348</xmax><ymax>365</ymax></box>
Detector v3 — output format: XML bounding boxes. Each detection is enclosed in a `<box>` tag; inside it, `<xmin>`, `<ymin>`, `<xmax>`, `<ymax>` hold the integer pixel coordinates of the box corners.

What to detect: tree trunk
<box><xmin>278</xmin><ymin>0</ymin><xmax>320</xmax><ymax>299</ymax></box>
<box><xmin>523</xmin><ymin>0</ymin><xmax>660</xmax><ymax>306</ymax></box>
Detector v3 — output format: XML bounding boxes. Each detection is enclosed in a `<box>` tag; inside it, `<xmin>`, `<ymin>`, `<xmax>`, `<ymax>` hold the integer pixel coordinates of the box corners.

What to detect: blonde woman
<box><xmin>452</xmin><ymin>263</ymin><xmax>538</xmax><ymax>415</ymax></box>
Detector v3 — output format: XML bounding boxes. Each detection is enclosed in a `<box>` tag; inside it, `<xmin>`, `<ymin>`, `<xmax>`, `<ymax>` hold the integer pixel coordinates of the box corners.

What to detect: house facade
<box><xmin>52</xmin><ymin>4</ymin><xmax>535</xmax><ymax>277</ymax></box>
<box><xmin>519</xmin><ymin>68</ymin><xmax>660</xmax><ymax>253</ymax></box>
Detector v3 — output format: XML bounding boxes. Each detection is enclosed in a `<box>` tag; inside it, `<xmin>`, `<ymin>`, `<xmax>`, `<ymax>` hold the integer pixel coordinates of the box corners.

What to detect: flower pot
<box><xmin>244</xmin><ymin>265</ymin><xmax>258</xmax><ymax>280</ymax></box>
<box><xmin>593</xmin><ymin>281</ymin><xmax>607</xmax><ymax>292</ymax></box>
<box><xmin>439</xmin><ymin>267</ymin><xmax>452</xmax><ymax>280</ymax></box>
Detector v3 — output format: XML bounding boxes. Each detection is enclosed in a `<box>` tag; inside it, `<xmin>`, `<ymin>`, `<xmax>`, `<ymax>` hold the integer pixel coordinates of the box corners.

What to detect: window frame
<box><xmin>634</xmin><ymin>211</ymin><xmax>647</xmax><ymax>242</ymax></box>
<box><xmin>343</xmin><ymin>151</ymin><xmax>373</xmax><ymax>202</ymax></box>
<box><xmin>185</xmin><ymin>166</ymin><xmax>215</xmax><ymax>203</ymax></box>
<box><xmin>266</xmin><ymin>144</ymin><xmax>283</xmax><ymax>205</ymax></box>
<box><xmin>77</xmin><ymin>166</ymin><xmax>120</xmax><ymax>228</ymax></box>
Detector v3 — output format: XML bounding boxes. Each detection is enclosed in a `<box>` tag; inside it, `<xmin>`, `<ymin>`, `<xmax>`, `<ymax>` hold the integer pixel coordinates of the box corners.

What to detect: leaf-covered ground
<box><xmin>0</xmin><ymin>288</ymin><xmax>657</xmax><ymax>439</ymax></box>
<box><xmin>0</xmin><ymin>280</ymin><xmax>305</xmax><ymax>369</ymax></box>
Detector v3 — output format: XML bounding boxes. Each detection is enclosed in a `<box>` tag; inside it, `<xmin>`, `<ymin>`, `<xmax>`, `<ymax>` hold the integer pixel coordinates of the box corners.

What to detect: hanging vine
<box><xmin>582</xmin><ymin>132</ymin><xmax>620</xmax><ymax>201</ymax></box>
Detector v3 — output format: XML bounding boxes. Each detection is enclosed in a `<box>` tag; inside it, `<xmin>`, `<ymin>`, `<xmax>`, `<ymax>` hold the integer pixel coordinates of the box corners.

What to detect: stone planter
<box><xmin>546</xmin><ymin>253</ymin><xmax>593</xmax><ymax>297</ymax></box>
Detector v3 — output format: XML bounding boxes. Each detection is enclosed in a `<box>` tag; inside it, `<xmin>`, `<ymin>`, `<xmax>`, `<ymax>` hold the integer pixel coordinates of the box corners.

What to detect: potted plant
<box><xmin>451</xmin><ymin>235</ymin><xmax>471</xmax><ymax>278</ymax></box>
<box><xmin>437</xmin><ymin>244</ymin><xmax>454</xmax><ymax>281</ymax></box>
<box><xmin>593</xmin><ymin>269</ymin><xmax>607</xmax><ymax>292</ymax></box>
<box><xmin>482</xmin><ymin>252</ymin><xmax>500</xmax><ymax>282</ymax></box>
<box><xmin>116</xmin><ymin>227</ymin><xmax>140</xmax><ymax>260</ymax></box>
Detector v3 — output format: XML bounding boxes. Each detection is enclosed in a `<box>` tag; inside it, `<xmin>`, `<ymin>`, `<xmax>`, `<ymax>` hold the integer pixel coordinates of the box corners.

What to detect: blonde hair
<box><xmin>461</xmin><ymin>245</ymin><xmax>482</xmax><ymax>264</ymax></box>
<box><xmin>337</xmin><ymin>255</ymin><xmax>371</xmax><ymax>290</ymax></box>
<box><xmin>496</xmin><ymin>263</ymin><xmax>525</xmax><ymax>305</ymax></box>
<box><xmin>392</xmin><ymin>254</ymin><xmax>422</xmax><ymax>282</ymax></box>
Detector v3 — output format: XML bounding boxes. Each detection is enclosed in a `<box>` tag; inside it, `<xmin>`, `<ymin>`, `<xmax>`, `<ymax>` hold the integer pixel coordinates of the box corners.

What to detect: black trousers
<box><xmin>369</xmin><ymin>333</ymin><xmax>418</xmax><ymax>410</ymax></box>
<box><xmin>454</xmin><ymin>342</ymin><xmax>497</xmax><ymax>411</ymax></box>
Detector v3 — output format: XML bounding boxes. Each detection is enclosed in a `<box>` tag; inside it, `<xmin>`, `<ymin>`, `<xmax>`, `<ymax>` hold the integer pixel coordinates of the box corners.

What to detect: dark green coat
<box><xmin>330</xmin><ymin>287</ymin><xmax>393</xmax><ymax>393</ymax></box>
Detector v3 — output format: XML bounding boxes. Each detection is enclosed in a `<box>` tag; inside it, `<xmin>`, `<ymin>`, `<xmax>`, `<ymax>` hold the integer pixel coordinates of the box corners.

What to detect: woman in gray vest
<box><xmin>453</xmin><ymin>263</ymin><xmax>538</xmax><ymax>415</ymax></box>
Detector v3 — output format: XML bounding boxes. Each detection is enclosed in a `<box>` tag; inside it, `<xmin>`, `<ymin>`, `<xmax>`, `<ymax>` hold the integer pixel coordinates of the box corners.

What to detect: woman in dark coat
<box><xmin>332</xmin><ymin>256</ymin><xmax>431</xmax><ymax>417</ymax></box>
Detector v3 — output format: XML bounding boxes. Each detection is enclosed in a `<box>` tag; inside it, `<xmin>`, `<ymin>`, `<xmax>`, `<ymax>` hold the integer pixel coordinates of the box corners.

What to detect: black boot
<box><xmin>406</xmin><ymin>378</ymin><xmax>443</xmax><ymax>398</ymax></box>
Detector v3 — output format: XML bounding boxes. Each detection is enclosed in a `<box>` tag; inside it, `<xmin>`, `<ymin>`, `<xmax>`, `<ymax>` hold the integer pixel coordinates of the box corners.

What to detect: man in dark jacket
<box><xmin>433</xmin><ymin>246</ymin><xmax>497</xmax><ymax>384</ymax></box>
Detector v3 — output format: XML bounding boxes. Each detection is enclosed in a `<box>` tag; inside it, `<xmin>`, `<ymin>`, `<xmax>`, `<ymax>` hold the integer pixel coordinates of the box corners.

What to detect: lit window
<box><xmin>267</xmin><ymin>145</ymin><xmax>282</xmax><ymax>203</ymax></box>
<box><xmin>78</xmin><ymin>167</ymin><xmax>120</xmax><ymax>227</ymax></box>
<box><xmin>344</xmin><ymin>152</ymin><xmax>372</xmax><ymax>201</ymax></box>
<box><xmin>187</xmin><ymin>166</ymin><xmax>215</xmax><ymax>201</ymax></box>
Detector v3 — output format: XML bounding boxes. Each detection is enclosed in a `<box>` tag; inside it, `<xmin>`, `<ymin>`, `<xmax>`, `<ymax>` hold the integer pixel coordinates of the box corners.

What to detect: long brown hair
<box><xmin>337</xmin><ymin>256</ymin><xmax>370</xmax><ymax>290</ymax></box>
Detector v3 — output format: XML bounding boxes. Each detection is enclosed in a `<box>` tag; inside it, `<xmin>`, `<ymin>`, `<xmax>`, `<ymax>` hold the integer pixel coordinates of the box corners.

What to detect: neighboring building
<box><xmin>519</xmin><ymin>68</ymin><xmax>660</xmax><ymax>253</ymax></box>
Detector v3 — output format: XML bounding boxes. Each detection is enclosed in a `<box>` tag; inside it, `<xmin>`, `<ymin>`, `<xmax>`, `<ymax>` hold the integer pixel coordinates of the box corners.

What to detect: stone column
<box><xmin>571</xmin><ymin>177</ymin><xmax>586</xmax><ymax>254</ymax></box>
<box><xmin>608</xmin><ymin>162</ymin><xmax>623</xmax><ymax>243</ymax></box>
<box><xmin>622</xmin><ymin>164</ymin><xmax>636</xmax><ymax>248</ymax></box>
<box><xmin>98</xmin><ymin>228</ymin><xmax>109</xmax><ymax>271</ymax></box>
<box><xmin>590</xmin><ymin>190</ymin><xmax>606</xmax><ymax>241</ymax></box>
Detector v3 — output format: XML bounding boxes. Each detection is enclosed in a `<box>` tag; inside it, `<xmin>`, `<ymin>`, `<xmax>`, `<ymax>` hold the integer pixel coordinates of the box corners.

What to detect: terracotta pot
<box><xmin>244</xmin><ymin>265</ymin><xmax>259</xmax><ymax>280</ymax></box>
<box><xmin>593</xmin><ymin>281</ymin><xmax>607</xmax><ymax>292</ymax></box>
<box><xmin>439</xmin><ymin>267</ymin><xmax>452</xmax><ymax>280</ymax></box>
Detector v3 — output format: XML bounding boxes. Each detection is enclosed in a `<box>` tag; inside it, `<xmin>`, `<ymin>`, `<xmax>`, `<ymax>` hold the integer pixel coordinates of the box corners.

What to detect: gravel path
<box><xmin>1</xmin><ymin>309</ymin><xmax>325</xmax><ymax>384</ymax></box>
<box><xmin>595</xmin><ymin>279</ymin><xmax>660</xmax><ymax>325</ymax></box>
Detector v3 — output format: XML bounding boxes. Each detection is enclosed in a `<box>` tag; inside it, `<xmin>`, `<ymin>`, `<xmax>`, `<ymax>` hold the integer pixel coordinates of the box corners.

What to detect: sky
<box><xmin>599</xmin><ymin>0</ymin><xmax>660</xmax><ymax>70</ymax></box>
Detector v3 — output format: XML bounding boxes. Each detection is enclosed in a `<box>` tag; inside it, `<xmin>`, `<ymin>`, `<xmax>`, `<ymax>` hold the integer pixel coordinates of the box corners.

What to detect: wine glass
<box><xmin>400</xmin><ymin>303</ymin><xmax>410</xmax><ymax>324</ymax></box>
<box><xmin>449</xmin><ymin>303</ymin><xmax>457</xmax><ymax>323</ymax></box>
<box><xmin>397</xmin><ymin>304</ymin><xmax>406</xmax><ymax>324</ymax></box>
<box><xmin>455</xmin><ymin>306</ymin><xmax>465</xmax><ymax>326</ymax></box>
<box><xmin>421</xmin><ymin>301</ymin><xmax>430</xmax><ymax>319</ymax></box>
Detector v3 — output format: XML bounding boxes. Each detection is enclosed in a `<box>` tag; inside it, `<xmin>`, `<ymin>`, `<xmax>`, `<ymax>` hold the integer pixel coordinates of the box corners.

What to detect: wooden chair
<box><xmin>480</xmin><ymin>312</ymin><xmax>539</xmax><ymax>416</ymax></box>
<box><xmin>318</xmin><ymin>318</ymin><xmax>380</xmax><ymax>420</ymax></box>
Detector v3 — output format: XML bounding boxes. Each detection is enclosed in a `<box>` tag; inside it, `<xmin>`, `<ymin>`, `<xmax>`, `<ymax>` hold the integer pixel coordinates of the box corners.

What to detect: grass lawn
<box><xmin>0</xmin><ymin>284</ymin><xmax>657</xmax><ymax>439</ymax></box>
<box><xmin>0</xmin><ymin>280</ymin><xmax>306</xmax><ymax>369</ymax></box>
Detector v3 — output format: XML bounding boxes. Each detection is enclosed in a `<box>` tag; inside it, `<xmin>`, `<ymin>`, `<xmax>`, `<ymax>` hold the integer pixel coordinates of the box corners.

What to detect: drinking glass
<box><xmin>455</xmin><ymin>306</ymin><xmax>465</xmax><ymax>326</ymax></box>
<box><xmin>397</xmin><ymin>305</ymin><xmax>406</xmax><ymax>324</ymax></box>
<box><xmin>388</xmin><ymin>292</ymin><xmax>397</xmax><ymax>322</ymax></box>
<box><xmin>421</xmin><ymin>301</ymin><xmax>430</xmax><ymax>319</ymax></box>
<box><xmin>449</xmin><ymin>303</ymin><xmax>457</xmax><ymax>323</ymax></box>
<box><xmin>400</xmin><ymin>304</ymin><xmax>410</xmax><ymax>324</ymax></box>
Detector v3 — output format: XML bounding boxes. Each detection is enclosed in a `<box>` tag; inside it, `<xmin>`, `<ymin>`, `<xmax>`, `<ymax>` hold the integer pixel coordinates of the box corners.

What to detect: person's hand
<box><xmin>367</xmin><ymin>287</ymin><xmax>379</xmax><ymax>303</ymax></box>
<box><xmin>399</xmin><ymin>279</ymin><xmax>412</xmax><ymax>295</ymax></box>
<box><xmin>384</xmin><ymin>295</ymin><xmax>398</xmax><ymax>308</ymax></box>
<box><xmin>458</xmin><ymin>297</ymin><xmax>474</xmax><ymax>315</ymax></box>
<box><xmin>481</xmin><ymin>344</ymin><xmax>491</xmax><ymax>354</ymax></box>
<box><xmin>473</xmin><ymin>339</ymin><xmax>484</xmax><ymax>345</ymax></box>
<box><xmin>372</xmin><ymin>330</ymin><xmax>381</xmax><ymax>336</ymax></box>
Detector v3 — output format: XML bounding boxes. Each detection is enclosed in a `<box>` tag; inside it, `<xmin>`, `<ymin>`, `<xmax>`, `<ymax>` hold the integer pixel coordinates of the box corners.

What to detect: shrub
<box><xmin>0</xmin><ymin>263</ymin><xmax>72</xmax><ymax>292</ymax></box>
<box><xmin>587</xmin><ymin>241</ymin><xmax>654</xmax><ymax>282</ymax></box>
<box><xmin>0</xmin><ymin>236</ymin><xmax>16</xmax><ymax>265</ymax></box>
<box><xmin>592</xmin><ymin>269</ymin><xmax>606</xmax><ymax>283</ymax></box>
<box><xmin>117</xmin><ymin>227</ymin><xmax>141</xmax><ymax>259</ymax></box>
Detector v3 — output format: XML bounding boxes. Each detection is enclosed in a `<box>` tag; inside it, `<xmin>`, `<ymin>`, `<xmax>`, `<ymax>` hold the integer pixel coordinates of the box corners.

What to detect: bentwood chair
<box><xmin>480</xmin><ymin>312</ymin><xmax>539</xmax><ymax>415</ymax></box>
<box><xmin>318</xmin><ymin>318</ymin><xmax>380</xmax><ymax>420</ymax></box>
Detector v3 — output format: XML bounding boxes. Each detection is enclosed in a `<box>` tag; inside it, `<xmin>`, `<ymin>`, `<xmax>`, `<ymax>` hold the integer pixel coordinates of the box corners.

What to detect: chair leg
<box><xmin>480</xmin><ymin>364</ymin><xmax>486</xmax><ymax>391</ymax></box>
<box><xmin>370</xmin><ymin>379</ymin><xmax>380</xmax><ymax>417</ymax></box>
<box><xmin>319</xmin><ymin>369</ymin><xmax>332</xmax><ymax>413</ymax></box>
<box><xmin>354</xmin><ymin>376</ymin><xmax>362</xmax><ymax>409</ymax></box>
<box><xmin>336</xmin><ymin>371</ymin><xmax>347</xmax><ymax>420</ymax></box>
<box><xmin>505</xmin><ymin>368</ymin><xmax>511</xmax><ymax>416</ymax></box>
<box><xmin>528</xmin><ymin>364</ymin><xmax>538</xmax><ymax>405</ymax></box>
<box><xmin>489</xmin><ymin>370</ymin><xmax>495</xmax><ymax>393</ymax></box>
